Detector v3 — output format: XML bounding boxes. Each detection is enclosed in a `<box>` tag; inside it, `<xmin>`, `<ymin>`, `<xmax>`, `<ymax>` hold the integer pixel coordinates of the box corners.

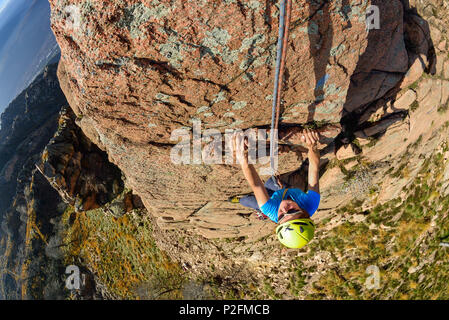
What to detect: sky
<box><xmin>0</xmin><ymin>0</ymin><xmax>60</xmax><ymax>114</ymax></box>
<box><xmin>0</xmin><ymin>0</ymin><xmax>16</xmax><ymax>18</ymax></box>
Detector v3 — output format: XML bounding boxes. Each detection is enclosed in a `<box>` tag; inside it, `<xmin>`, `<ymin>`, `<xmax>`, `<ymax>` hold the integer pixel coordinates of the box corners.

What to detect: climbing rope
<box><xmin>270</xmin><ymin>0</ymin><xmax>292</xmax><ymax>174</ymax></box>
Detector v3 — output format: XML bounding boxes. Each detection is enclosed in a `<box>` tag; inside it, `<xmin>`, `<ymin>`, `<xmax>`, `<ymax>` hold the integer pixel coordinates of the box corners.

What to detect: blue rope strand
<box><xmin>270</xmin><ymin>0</ymin><xmax>287</xmax><ymax>174</ymax></box>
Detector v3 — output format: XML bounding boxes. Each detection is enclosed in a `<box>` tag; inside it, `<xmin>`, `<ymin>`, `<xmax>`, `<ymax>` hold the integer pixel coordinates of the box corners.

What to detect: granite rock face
<box><xmin>49</xmin><ymin>0</ymin><xmax>414</xmax><ymax>237</ymax></box>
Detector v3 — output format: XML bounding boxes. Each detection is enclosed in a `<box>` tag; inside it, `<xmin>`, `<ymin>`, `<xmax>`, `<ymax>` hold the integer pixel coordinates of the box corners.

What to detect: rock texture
<box><xmin>49</xmin><ymin>0</ymin><xmax>423</xmax><ymax>237</ymax></box>
<box><xmin>37</xmin><ymin>106</ymin><xmax>124</xmax><ymax>212</ymax></box>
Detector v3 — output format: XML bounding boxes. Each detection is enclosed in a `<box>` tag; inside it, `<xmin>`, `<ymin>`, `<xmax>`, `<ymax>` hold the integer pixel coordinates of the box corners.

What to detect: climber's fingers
<box><xmin>307</xmin><ymin>129</ymin><xmax>319</xmax><ymax>145</ymax></box>
<box><xmin>301</xmin><ymin>128</ymin><xmax>319</xmax><ymax>148</ymax></box>
<box><xmin>237</xmin><ymin>132</ymin><xmax>249</xmax><ymax>151</ymax></box>
<box><xmin>311</xmin><ymin>130</ymin><xmax>320</xmax><ymax>142</ymax></box>
<box><xmin>301</xmin><ymin>128</ymin><xmax>310</xmax><ymax>144</ymax></box>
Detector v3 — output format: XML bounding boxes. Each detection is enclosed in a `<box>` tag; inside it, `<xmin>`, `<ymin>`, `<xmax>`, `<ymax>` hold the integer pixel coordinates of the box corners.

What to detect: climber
<box><xmin>231</xmin><ymin>128</ymin><xmax>321</xmax><ymax>249</ymax></box>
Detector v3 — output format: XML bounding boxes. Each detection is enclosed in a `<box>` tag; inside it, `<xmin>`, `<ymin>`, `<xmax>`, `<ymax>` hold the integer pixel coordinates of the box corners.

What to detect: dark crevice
<box><xmin>147</xmin><ymin>141</ymin><xmax>177</xmax><ymax>148</ymax></box>
<box><xmin>264</xmin><ymin>0</ymin><xmax>273</xmax><ymax>32</ymax></box>
<box><xmin>190</xmin><ymin>77</ymin><xmax>230</xmax><ymax>93</ymax></box>
<box><xmin>236</xmin><ymin>0</ymin><xmax>247</xmax><ymax>18</ymax></box>
<box><xmin>133</xmin><ymin>57</ymin><xmax>182</xmax><ymax>79</ymax></box>
<box><xmin>171</xmin><ymin>94</ymin><xmax>195</xmax><ymax>108</ymax></box>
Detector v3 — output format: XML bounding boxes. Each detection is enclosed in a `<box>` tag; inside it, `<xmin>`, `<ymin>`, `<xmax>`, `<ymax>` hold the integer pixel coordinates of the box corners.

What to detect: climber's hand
<box><xmin>233</xmin><ymin>132</ymin><xmax>249</xmax><ymax>166</ymax></box>
<box><xmin>301</xmin><ymin>128</ymin><xmax>320</xmax><ymax>151</ymax></box>
<box><xmin>233</xmin><ymin>131</ymin><xmax>269</xmax><ymax>207</ymax></box>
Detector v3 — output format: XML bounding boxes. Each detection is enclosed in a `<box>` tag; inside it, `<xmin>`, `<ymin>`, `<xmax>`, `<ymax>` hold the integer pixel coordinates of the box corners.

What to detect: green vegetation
<box><xmin>288</xmin><ymin>260</ymin><xmax>307</xmax><ymax>296</ymax></box>
<box><xmin>408</xmin><ymin>80</ymin><xmax>419</xmax><ymax>91</ymax></box>
<box><xmin>289</xmin><ymin>145</ymin><xmax>449</xmax><ymax>299</ymax></box>
<box><xmin>437</xmin><ymin>102</ymin><xmax>448</xmax><ymax>115</ymax></box>
<box><xmin>302</xmin><ymin>120</ymin><xmax>331</xmax><ymax>130</ymax></box>
<box><xmin>409</xmin><ymin>101</ymin><xmax>419</xmax><ymax>112</ymax></box>
<box><xmin>60</xmin><ymin>203</ymin><xmax>187</xmax><ymax>299</ymax></box>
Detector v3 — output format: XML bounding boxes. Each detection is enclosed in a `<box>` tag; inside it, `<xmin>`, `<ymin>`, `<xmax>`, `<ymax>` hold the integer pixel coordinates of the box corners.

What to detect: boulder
<box><xmin>416</xmin><ymin>79</ymin><xmax>449</xmax><ymax>111</ymax></box>
<box><xmin>363</xmin><ymin>118</ymin><xmax>410</xmax><ymax>162</ymax></box>
<box><xmin>391</xmin><ymin>89</ymin><xmax>417</xmax><ymax>111</ymax></box>
<box><xmin>357</xmin><ymin>89</ymin><xmax>416</xmax><ymax>125</ymax></box>
<box><xmin>400</xmin><ymin>12</ymin><xmax>432</xmax><ymax>88</ymax></box>
<box><xmin>343</xmin><ymin>1</ymin><xmax>409</xmax><ymax>112</ymax></box>
<box><xmin>400</xmin><ymin>54</ymin><xmax>426</xmax><ymax>89</ymax></box>
<box><xmin>37</xmin><ymin>107</ymin><xmax>124</xmax><ymax>211</ymax></box>
<box><xmin>437</xmin><ymin>40</ymin><xmax>447</xmax><ymax>52</ymax></box>
<box><xmin>49</xmin><ymin>0</ymin><xmax>413</xmax><ymax>236</ymax></box>
<box><xmin>435</xmin><ymin>54</ymin><xmax>445</xmax><ymax>77</ymax></box>
<box><xmin>361</xmin><ymin>113</ymin><xmax>405</xmax><ymax>137</ymax></box>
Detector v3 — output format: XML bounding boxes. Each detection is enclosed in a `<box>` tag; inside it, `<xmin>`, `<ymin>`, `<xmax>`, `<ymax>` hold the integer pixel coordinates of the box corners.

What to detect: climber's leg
<box><xmin>239</xmin><ymin>194</ymin><xmax>260</xmax><ymax>211</ymax></box>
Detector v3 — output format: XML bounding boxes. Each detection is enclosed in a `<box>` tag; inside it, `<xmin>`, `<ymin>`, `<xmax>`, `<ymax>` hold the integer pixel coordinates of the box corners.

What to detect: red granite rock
<box><xmin>49</xmin><ymin>0</ymin><xmax>411</xmax><ymax>236</ymax></box>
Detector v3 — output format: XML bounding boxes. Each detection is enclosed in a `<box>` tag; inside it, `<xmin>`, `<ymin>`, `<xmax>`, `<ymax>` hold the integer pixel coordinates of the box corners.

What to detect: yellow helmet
<box><xmin>276</xmin><ymin>218</ymin><xmax>315</xmax><ymax>249</ymax></box>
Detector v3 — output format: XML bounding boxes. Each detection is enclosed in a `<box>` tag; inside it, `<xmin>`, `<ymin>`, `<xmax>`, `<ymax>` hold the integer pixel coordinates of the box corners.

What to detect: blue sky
<box><xmin>0</xmin><ymin>0</ymin><xmax>27</xmax><ymax>51</ymax></box>
<box><xmin>0</xmin><ymin>0</ymin><xmax>60</xmax><ymax>114</ymax></box>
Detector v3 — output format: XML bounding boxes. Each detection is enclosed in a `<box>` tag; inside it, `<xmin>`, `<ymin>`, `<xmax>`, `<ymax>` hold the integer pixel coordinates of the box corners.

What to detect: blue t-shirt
<box><xmin>260</xmin><ymin>189</ymin><xmax>320</xmax><ymax>223</ymax></box>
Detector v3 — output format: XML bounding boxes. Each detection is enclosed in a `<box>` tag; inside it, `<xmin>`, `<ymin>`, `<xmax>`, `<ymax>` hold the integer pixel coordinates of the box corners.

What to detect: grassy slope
<box><xmin>61</xmin><ymin>202</ymin><xmax>187</xmax><ymax>299</ymax></box>
<box><xmin>287</xmin><ymin>140</ymin><xmax>449</xmax><ymax>300</ymax></box>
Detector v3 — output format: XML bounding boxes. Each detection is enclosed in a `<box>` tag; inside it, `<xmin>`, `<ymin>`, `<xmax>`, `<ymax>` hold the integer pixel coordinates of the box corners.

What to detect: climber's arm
<box><xmin>302</xmin><ymin>129</ymin><xmax>320</xmax><ymax>194</ymax></box>
<box><xmin>307</xmin><ymin>147</ymin><xmax>320</xmax><ymax>193</ymax></box>
<box><xmin>234</xmin><ymin>132</ymin><xmax>270</xmax><ymax>207</ymax></box>
<box><xmin>241</xmin><ymin>163</ymin><xmax>270</xmax><ymax>207</ymax></box>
